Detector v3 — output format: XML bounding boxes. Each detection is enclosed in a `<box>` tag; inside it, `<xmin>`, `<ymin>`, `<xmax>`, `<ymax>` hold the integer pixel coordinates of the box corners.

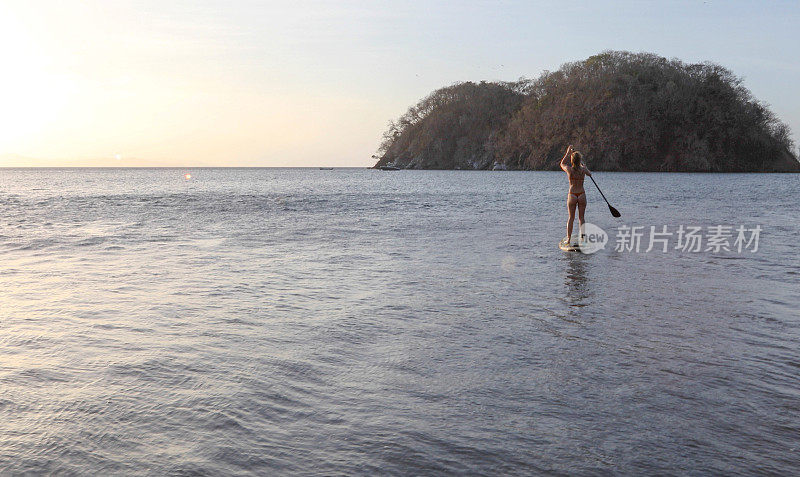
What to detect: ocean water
<box><xmin>0</xmin><ymin>168</ymin><xmax>798</xmax><ymax>475</ymax></box>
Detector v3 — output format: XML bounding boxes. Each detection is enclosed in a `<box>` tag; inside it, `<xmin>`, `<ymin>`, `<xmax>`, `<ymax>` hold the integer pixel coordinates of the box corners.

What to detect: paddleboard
<box><xmin>559</xmin><ymin>237</ymin><xmax>582</xmax><ymax>252</ymax></box>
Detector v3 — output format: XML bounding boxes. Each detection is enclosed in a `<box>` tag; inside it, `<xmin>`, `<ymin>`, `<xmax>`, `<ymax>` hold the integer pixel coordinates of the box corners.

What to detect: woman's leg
<box><xmin>567</xmin><ymin>194</ymin><xmax>577</xmax><ymax>241</ymax></box>
<box><xmin>577</xmin><ymin>195</ymin><xmax>587</xmax><ymax>237</ymax></box>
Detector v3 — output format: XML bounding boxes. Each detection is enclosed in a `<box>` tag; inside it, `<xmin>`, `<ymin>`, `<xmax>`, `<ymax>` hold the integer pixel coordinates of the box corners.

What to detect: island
<box><xmin>373</xmin><ymin>51</ymin><xmax>799</xmax><ymax>172</ymax></box>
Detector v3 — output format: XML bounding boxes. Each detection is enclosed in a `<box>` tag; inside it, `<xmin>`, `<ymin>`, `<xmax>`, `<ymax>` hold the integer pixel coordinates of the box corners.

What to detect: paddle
<box><xmin>588</xmin><ymin>175</ymin><xmax>621</xmax><ymax>218</ymax></box>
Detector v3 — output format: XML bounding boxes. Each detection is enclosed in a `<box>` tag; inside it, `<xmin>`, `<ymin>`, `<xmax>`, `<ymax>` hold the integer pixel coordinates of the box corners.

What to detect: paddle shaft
<box><xmin>589</xmin><ymin>175</ymin><xmax>612</xmax><ymax>207</ymax></box>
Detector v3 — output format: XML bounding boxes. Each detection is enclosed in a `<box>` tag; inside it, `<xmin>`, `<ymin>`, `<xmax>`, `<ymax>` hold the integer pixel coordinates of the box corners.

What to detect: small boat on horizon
<box><xmin>378</xmin><ymin>165</ymin><xmax>401</xmax><ymax>171</ymax></box>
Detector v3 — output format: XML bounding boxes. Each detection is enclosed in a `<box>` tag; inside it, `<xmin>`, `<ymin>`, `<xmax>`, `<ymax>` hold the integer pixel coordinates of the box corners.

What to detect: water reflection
<box><xmin>564</xmin><ymin>253</ymin><xmax>590</xmax><ymax>307</ymax></box>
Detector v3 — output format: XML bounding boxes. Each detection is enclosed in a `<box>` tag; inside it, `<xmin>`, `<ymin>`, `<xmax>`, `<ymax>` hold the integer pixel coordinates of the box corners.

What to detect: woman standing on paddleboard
<box><xmin>560</xmin><ymin>145</ymin><xmax>592</xmax><ymax>245</ymax></box>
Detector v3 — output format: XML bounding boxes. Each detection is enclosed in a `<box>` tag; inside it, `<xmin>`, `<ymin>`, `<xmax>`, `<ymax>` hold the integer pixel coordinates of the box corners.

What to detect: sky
<box><xmin>0</xmin><ymin>0</ymin><xmax>798</xmax><ymax>167</ymax></box>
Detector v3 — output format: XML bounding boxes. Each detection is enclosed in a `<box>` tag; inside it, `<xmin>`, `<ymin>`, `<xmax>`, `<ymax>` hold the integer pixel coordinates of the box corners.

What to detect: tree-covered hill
<box><xmin>374</xmin><ymin>81</ymin><xmax>525</xmax><ymax>170</ymax></box>
<box><xmin>374</xmin><ymin>51</ymin><xmax>799</xmax><ymax>172</ymax></box>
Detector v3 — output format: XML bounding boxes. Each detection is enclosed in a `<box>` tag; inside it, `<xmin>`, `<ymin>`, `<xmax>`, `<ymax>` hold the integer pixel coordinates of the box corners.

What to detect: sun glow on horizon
<box><xmin>0</xmin><ymin>6</ymin><xmax>73</xmax><ymax>152</ymax></box>
<box><xmin>0</xmin><ymin>0</ymin><xmax>797</xmax><ymax>167</ymax></box>
<box><xmin>0</xmin><ymin>1</ymin><xmax>390</xmax><ymax>167</ymax></box>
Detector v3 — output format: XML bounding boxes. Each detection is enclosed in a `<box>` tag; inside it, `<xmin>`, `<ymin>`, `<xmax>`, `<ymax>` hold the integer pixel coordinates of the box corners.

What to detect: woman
<box><xmin>560</xmin><ymin>145</ymin><xmax>591</xmax><ymax>245</ymax></box>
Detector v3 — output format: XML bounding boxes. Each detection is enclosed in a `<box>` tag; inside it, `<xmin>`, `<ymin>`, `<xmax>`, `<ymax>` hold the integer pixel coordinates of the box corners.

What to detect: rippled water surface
<box><xmin>0</xmin><ymin>168</ymin><xmax>798</xmax><ymax>475</ymax></box>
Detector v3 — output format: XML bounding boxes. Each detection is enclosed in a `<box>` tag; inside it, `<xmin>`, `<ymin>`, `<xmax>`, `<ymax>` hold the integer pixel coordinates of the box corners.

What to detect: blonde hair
<box><xmin>570</xmin><ymin>151</ymin><xmax>583</xmax><ymax>168</ymax></box>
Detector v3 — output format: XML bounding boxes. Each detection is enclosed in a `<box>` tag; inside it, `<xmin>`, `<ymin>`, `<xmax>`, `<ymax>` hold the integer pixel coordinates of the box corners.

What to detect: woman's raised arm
<box><xmin>560</xmin><ymin>145</ymin><xmax>573</xmax><ymax>171</ymax></box>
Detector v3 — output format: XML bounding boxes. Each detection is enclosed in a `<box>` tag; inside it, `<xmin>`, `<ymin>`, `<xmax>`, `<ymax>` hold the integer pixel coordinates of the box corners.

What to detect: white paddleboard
<box><xmin>559</xmin><ymin>237</ymin><xmax>582</xmax><ymax>252</ymax></box>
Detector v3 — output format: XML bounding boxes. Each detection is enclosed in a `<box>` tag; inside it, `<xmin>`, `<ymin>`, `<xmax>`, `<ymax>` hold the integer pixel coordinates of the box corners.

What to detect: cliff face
<box><xmin>374</xmin><ymin>51</ymin><xmax>799</xmax><ymax>172</ymax></box>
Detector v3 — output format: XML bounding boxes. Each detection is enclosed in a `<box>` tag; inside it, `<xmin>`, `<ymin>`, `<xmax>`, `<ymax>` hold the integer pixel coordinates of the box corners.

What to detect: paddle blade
<box><xmin>609</xmin><ymin>205</ymin><xmax>621</xmax><ymax>218</ymax></box>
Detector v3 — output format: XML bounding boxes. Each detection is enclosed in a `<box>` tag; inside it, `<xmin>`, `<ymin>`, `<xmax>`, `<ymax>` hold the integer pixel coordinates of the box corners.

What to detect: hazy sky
<box><xmin>1</xmin><ymin>0</ymin><xmax>798</xmax><ymax>166</ymax></box>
